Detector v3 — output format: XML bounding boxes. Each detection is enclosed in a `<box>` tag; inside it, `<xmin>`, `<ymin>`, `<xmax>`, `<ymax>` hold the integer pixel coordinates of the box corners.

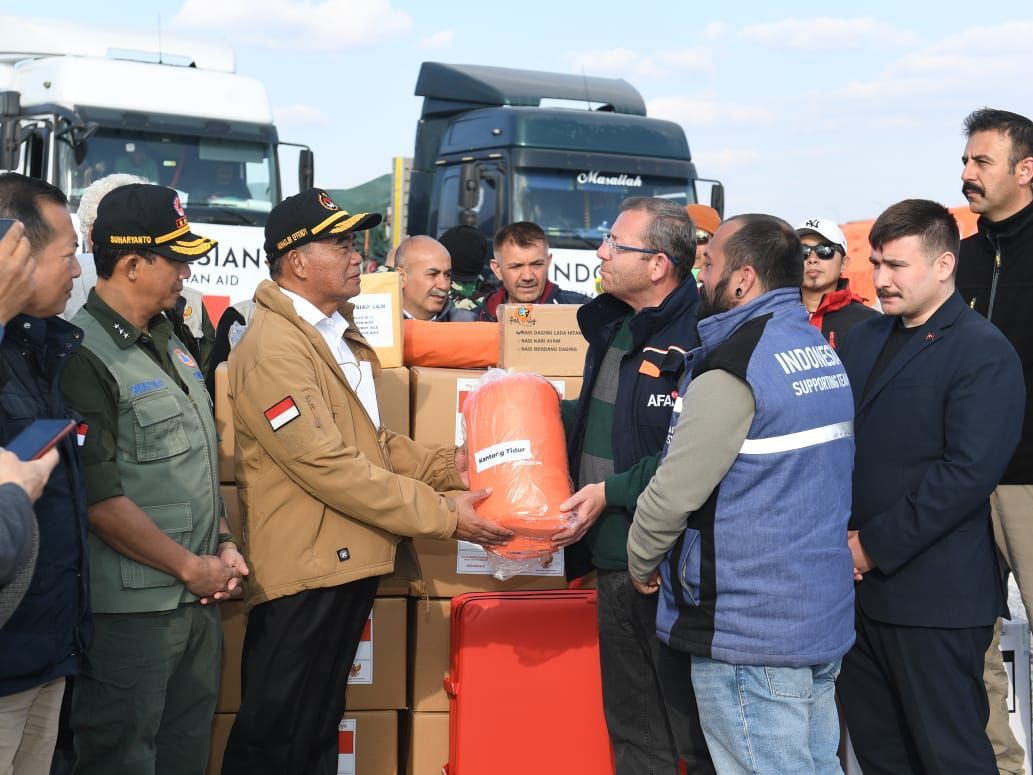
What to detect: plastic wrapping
<box><xmin>461</xmin><ymin>369</ymin><xmax>573</xmax><ymax>575</ymax></box>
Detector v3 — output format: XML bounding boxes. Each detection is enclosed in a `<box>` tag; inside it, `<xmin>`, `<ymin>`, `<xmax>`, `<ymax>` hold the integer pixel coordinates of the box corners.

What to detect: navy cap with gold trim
<box><xmin>264</xmin><ymin>188</ymin><xmax>382</xmax><ymax>259</ymax></box>
<box><xmin>92</xmin><ymin>184</ymin><xmax>217</xmax><ymax>262</ymax></box>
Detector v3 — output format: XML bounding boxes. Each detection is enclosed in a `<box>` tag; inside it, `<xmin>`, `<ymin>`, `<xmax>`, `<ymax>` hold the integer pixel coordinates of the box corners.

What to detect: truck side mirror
<box><xmin>0</xmin><ymin>91</ymin><xmax>22</xmax><ymax>170</ymax></box>
<box><xmin>459</xmin><ymin>162</ymin><xmax>480</xmax><ymax>211</ymax></box>
<box><xmin>298</xmin><ymin>148</ymin><xmax>314</xmax><ymax>191</ymax></box>
<box><xmin>710</xmin><ymin>182</ymin><xmax>725</xmax><ymax>219</ymax></box>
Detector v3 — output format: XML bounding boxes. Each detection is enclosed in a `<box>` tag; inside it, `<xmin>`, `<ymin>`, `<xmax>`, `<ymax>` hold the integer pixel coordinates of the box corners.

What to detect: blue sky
<box><xmin>3</xmin><ymin>0</ymin><xmax>1032</xmax><ymax>225</ymax></box>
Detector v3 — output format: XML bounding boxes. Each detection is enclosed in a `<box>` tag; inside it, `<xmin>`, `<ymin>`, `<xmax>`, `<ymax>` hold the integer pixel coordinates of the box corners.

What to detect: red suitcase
<box><xmin>444</xmin><ymin>590</ymin><xmax>614</xmax><ymax>774</ymax></box>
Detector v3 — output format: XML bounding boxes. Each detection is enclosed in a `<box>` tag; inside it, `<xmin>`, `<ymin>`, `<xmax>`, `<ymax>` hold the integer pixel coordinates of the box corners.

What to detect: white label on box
<box><xmin>347</xmin><ymin>610</ymin><xmax>373</xmax><ymax>685</ymax></box>
<box><xmin>351</xmin><ymin>293</ymin><xmax>394</xmax><ymax>348</ymax></box>
<box><xmin>337</xmin><ymin>718</ymin><xmax>356</xmax><ymax>774</ymax></box>
<box><xmin>456</xmin><ymin>540</ymin><xmax>565</xmax><ymax>576</ymax></box>
<box><xmin>474</xmin><ymin>440</ymin><xmax>532</xmax><ymax>472</ymax></box>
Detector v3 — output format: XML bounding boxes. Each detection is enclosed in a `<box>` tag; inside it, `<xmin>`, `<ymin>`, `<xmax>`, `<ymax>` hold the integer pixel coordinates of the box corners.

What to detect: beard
<box><xmin>698</xmin><ymin>274</ymin><xmax>733</xmax><ymax>319</ymax></box>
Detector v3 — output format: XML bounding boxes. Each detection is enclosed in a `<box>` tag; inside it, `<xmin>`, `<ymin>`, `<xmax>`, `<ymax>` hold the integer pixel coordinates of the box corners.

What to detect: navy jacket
<box><xmin>0</xmin><ymin>314</ymin><xmax>91</xmax><ymax>696</ymax></box>
<box><xmin>841</xmin><ymin>292</ymin><xmax>1024</xmax><ymax>627</ymax></box>
<box><xmin>565</xmin><ymin>279</ymin><xmax>701</xmax><ymax>576</ymax></box>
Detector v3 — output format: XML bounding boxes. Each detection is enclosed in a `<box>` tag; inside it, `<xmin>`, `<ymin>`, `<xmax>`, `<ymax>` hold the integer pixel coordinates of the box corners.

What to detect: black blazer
<box><xmin>841</xmin><ymin>291</ymin><xmax>1025</xmax><ymax>627</ymax></box>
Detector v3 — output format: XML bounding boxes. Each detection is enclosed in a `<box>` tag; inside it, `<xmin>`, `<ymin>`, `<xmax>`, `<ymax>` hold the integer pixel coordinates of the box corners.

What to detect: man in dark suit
<box><xmin>837</xmin><ymin>198</ymin><xmax>1025</xmax><ymax>774</ymax></box>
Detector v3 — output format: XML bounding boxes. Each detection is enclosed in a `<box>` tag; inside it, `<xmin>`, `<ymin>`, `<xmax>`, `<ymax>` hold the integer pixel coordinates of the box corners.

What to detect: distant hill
<box><xmin>327</xmin><ymin>174</ymin><xmax>391</xmax><ymax>260</ymax></box>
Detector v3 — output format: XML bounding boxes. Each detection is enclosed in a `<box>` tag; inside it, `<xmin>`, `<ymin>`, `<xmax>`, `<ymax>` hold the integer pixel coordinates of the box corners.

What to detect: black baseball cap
<box><xmin>264</xmin><ymin>188</ymin><xmax>382</xmax><ymax>259</ymax></box>
<box><xmin>91</xmin><ymin>184</ymin><xmax>217</xmax><ymax>261</ymax></box>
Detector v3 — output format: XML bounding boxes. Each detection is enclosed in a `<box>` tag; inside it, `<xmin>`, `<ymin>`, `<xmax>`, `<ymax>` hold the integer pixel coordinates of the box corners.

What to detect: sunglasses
<box><xmin>801</xmin><ymin>243</ymin><xmax>841</xmax><ymax>260</ymax></box>
<box><xmin>695</xmin><ymin>229</ymin><xmax>711</xmax><ymax>245</ymax></box>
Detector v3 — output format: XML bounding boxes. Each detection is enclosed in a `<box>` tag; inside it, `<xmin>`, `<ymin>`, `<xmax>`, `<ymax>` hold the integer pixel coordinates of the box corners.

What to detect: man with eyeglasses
<box><xmin>552</xmin><ymin>197</ymin><xmax>712</xmax><ymax>774</ymax></box>
<box><xmin>798</xmin><ymin>218</ymin><xmax>878</xmax><ymax>349</ymax></box>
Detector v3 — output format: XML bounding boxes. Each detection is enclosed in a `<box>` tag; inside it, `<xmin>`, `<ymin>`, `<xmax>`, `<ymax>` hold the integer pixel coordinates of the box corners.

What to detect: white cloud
<box><xmin>419</xmin><ymin>29</ymin><xmax>454</xmax><ymax>49</ymax></box>
<box><xmin>273</xmin><ymin>103</ymin><xmax>327</xmax><ymax>127</ymax></box>
<box><xmin>660</xmin><ymin>49</ymin><xmax>714</xmax><ymax>75</ymax></box>
<box><xmin>648</xmin><ymin>96</ymin><xmax>772</xmax><ymax>126</ymax></box>
<box><xmin>739</xmin><ymin>16</ymin><xmax>917</xmax><ymax>50</ymax></box>
<box><xmin>702</xmin><ymin>21</ymin><xmax>727</xmax><ymax>40</ymax></box>
<box><xmin>172</xmin><ymin>0</ymin><xmax>413</xmax><ymax>50</ymax></box>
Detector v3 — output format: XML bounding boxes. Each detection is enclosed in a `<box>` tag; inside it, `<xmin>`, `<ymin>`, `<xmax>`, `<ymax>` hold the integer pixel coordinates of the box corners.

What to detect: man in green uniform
<box><xmin>61</xmin><ymin>184</ymin><xmax>248</xmax><ymax>774</ymax></box>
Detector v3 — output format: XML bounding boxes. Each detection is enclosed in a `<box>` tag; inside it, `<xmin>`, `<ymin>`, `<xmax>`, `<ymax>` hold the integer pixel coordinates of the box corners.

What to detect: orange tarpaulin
<box><xmin>461</xmin><ymin>372</ymin><xmax>572</xmax><ymax>560</ymax></box>
<box><xmin>403</xmin><ymin>319</ymin><xmax>499</xmax><ymax>368</ymax></box>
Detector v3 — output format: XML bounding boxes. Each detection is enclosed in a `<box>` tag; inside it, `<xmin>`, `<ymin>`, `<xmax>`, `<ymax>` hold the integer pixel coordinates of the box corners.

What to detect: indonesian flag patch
<box><xmin>76</xmin><ymin>423</ymin><xmax>88</xmax><ymax>447</ymax></box>
<box><xmin>264</xmin><ymin>396</ymin><xmax>301</xmax><ymax>431</ymax></box>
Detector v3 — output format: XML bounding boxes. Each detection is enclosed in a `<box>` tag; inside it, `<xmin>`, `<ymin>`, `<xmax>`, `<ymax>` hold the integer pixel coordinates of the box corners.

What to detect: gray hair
<box><xmin>77</xmin><ymin>173</ymin><xmax>148</xmax><ymax>250</ymax></box>
<box><xmin>618</xmin><ymin>197</ymin><xmax>695</xmax><ymax>281</ymax></box>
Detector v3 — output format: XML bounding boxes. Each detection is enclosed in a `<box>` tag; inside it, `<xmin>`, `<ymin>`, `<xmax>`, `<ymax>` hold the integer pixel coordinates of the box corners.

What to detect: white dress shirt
<box><xmin>279</xmin><ymin>288</ymin><xmax>381</xmax><ymax>427</ymax></box>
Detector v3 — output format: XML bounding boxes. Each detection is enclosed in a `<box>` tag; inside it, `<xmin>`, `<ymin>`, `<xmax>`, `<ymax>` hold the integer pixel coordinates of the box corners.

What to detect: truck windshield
<box><xmin>57</xmin><ymin>127</ymin><xmax>277</xmax><ymax>225</ymax></box>
<box><xmin>512</xmin><ymin>168</ymin><xmax>695</xmax><ymax>248</ymax></box>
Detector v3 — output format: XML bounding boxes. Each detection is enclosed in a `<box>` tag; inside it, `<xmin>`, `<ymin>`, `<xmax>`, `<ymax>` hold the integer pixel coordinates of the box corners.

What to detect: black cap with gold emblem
<box><xmin>91</xmin><ymin>184</ymin><xmax>217</xmax><ymax>262</ymax></box>
<box><xmin>263</xmin><ymin>188</ymin><xmax>383</xmax><ymax>260</ymax></box>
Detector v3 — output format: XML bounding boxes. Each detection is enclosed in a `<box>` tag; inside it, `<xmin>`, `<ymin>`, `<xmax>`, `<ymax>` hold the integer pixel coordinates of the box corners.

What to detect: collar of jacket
<box><xmin>254</xmin><ymin>280</ymin><xmax>375</xmax><ymax>381</ymax></box>
<box><xmin>481</xmin><ymin>279</ymin><xmax>559</xmax><ymax>319</ymax></box>
<box><xmin>698</xmin><ymin>286</ymin><xmax>803</xmax><ymax>352</ymax></box>
<box><xmin>577</xmin><ymin>277</ymin><xmax>700</xmax><ymax>350</ymax></box>
<box><xmin>816</xmin><ymin>279</ymin><xmax>868</xmax><ymax>315</ymax></box>
<box><xmin>3</xmin><ymin>313</ymin><xmax>83</xmax><ymax>354</ymax></box>
<box><xmin>978</xmin><ymin>197</ymin><xmax>1033</xmax><ymax>243</ymax></box>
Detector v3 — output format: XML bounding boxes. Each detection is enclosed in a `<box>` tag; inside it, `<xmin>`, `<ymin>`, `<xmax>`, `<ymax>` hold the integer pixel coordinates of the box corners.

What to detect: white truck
<box><xmin>0</xmin><ymin>16</ymin><xmax>312</xmax><ymax>316</ymax></box>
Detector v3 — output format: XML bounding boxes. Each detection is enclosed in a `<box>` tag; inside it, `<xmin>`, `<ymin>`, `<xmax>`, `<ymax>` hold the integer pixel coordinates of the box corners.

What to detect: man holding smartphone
<box><xmin>0</xmin><ymin>173</ymin><xmax>89</xmax><ymax>775</ymax></box>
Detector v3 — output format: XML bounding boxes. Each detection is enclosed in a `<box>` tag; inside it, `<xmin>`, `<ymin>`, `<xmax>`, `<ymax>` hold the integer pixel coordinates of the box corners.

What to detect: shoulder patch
<box><xmin>264</xmin><ymin>396</ymin><xmax>301</xmax><ymax>431</ymax></box>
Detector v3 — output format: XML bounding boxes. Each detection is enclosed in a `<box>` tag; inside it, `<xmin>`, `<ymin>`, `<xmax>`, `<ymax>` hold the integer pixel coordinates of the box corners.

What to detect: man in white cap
<box><xmin>797</xmin><ymin>217</ymin><xmax>878</xmax><ymax>348</ymax></box>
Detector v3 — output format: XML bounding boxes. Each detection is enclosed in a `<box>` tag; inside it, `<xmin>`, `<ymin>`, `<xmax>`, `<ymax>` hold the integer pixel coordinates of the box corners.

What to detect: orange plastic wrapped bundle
<box><xmin>461</xmin><ymin>370</ymin><xmax>572</xmax><ymax>561</ymax></box>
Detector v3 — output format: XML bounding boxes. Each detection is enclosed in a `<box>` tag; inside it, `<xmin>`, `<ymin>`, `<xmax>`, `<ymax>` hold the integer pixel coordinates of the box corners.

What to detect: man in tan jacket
<box><xmin>221</xmin><ymin>189</ymin><xmax>511</xmax><ymax>775</ymax></box>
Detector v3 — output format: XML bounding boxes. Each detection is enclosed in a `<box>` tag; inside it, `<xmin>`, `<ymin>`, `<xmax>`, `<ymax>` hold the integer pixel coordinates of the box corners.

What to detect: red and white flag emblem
<box><xmin>76</xmin><ymin>423</ymin><xmax>88</xmax><ymax>447</ymax></box>
<box><xmin>264</xmin><ymin>396</ymin><xmax>300</xmax><ymax>431</ymax></box>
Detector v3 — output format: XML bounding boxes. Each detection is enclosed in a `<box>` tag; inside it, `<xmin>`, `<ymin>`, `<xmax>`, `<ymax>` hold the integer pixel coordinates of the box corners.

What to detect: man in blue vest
<box><xmin>627</xmin><ymin>214</ymin><xmax>857</xmax><ymax>773</ymax></box>
<box><xmin>61</xmin><ymin>184</ymin><xmax>248</xmax><ymax>774</ymax></box>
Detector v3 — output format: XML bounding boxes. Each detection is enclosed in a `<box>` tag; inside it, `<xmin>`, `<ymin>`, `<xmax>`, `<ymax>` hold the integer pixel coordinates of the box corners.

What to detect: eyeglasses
<box><xmin>603</xmin><ymin>233</ymin><xmax>661</xmax><ymax>258</ymax></box>
<box><xmin>801</xmin><ymin>243</ymin><xmax>841</xmax><ymax>260</ymax></box>
<box><xmin>695</xmin><ymin>229</ymin><xmax>711</xmax><ymax>245</ymax></box>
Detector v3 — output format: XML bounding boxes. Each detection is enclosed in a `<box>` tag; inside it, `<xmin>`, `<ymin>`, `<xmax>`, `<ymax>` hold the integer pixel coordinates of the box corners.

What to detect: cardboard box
<box><xmin>216</xmin><ymin>601</ymin><xmax>246</xmax><ymax>713</ymax></box>
<box><xmin>410</xmin><ymin>367</ymin><xmax>581</xmax><ymax>448</ymax></box>
<box><xmin>354</xmin><ymin>272</ymin><xmax>404</xmax><ymax>368</ymax></box>
<box><xmin>214</xmin><ymin>363</ymin><xmax>235</xmax><ymax>484</ymax></box>
<box><xmin>206</xmin><ymin>713</ymin><xmax>234</xmax><ymax>775</ymax></box>
<box><xmin>405</xmin><ymin>711</ymin><xmax>449</xmax><ymax>775</ymax></box>
<box><xmin>410</xmin><ymin>367</ymin><xmax>487</xmax><ymax>447</ymax></box>
<box><xmin>375</xmin><ymin>367</ymin><xmax>411</xmax><ymax>437</ymax></box>
<box><xmin>412</xmin><ymin>538</ymin><xmax>566</xmax><ymax>598</ymax></box>
<box><xmin>339</xmin><ymin>711</ymin><xmax>398</xmax><ymax>775</ymax></box>
<box><xmin>498</xmin><ymin>303</ymin><xmax>587</xmax><ymax>376</ymax></box>
<box><xmin>408</xmin><ymin>598</ymin><xmax>450</xmax><ymax>712</ymax></box>
<box><xmin>347</xmin><ymin>597</ymin><xmax>407</xmax><ymax>710</ymax></box>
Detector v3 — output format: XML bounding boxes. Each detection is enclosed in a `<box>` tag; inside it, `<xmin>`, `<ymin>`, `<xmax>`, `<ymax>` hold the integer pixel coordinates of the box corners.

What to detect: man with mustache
<box><xmin>957</xmin><ymin>107</ymin><xmax>1033</xmax><ymax>775</ymax></box>
<box><xmin>838</xmin><ymin>198</ymin><xmax>1023</xmax><ymax>774</ymax></box>
<box><xmin>476</xmin><ymin>221</ymin><xmax>590</xmax><ymax>322</ymax></box>
<box><xmin>60</xmin><ymin>184</ymin><xmax>243</xmax><ymax>774</ymax></box>
<box><xmin>396</xmin><ymin>235</ymin><xmax>475</xmax><ymax>322</ymax></box>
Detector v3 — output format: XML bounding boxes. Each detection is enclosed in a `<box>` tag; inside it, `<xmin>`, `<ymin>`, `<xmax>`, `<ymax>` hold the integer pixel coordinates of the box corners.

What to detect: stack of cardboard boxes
<box><xmin>209</xmin><ymin>302</ymin><xmax>589</xmax><ymax>774</ymax></box>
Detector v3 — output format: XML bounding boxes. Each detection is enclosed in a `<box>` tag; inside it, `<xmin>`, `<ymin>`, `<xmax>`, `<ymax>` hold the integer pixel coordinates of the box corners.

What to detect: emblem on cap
<box><xmin>318</xmin><ymin>191</ymin><xmax>339</xmax><ymax>212</ymax></box>
<box><xmin>173</xmin><ymin>196</ymin><xmax>186</xmax><ymax>218</ymax></box>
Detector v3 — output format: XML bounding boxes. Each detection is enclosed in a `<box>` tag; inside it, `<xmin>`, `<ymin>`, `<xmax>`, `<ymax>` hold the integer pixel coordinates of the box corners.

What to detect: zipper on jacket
<box><xmin>987</xmin><ymin>238</ymin><xmax>1002</xmax><ymax>322</ymax></box>
<box><xmin>305</xmin><ymin>395</ymin><xmax>322</xmax><ymax>428</ymax></box>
